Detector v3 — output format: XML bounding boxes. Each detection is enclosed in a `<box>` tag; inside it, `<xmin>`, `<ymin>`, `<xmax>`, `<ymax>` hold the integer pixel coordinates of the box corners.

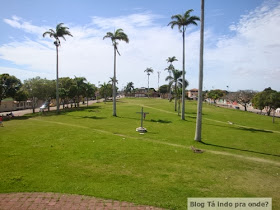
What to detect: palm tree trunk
<box><xmin>181</xmin><ymin>28</ymin><xmax>186</xmax><ymax>120</ymax></box>
<box><xmin>113</xmin><ymin>46</ymin><xmax>117</xmax><ymax>116</ymax></box>
<box><xmin>195</xmin><ymin>0</ymin><xmax>205</xmax><ymax>142</ymax></box>
<box><xmin>178</xmin><ymin>99</ymin><xmax>181</xmax><ymax>116</ymax></box>
<box><xmin>32</xmin><ymin>96</ymin><xmax>35</xmax><ymax>113</ymax></box>
<box><xmin>56</xmin><ymin>45</ymin><xmax>59</xmax><ymax>113</ymax></box>
<box><xmin>147</xmin><ymin>75</ymin><xmax>150</xmax><ymax>98</ymax></box>
<box><xmin>174</xmin><ymin>83</ymin><xmax>177</xmax><ymax>111</ymax></box>
<box><xmin>168</xmin><ymin>71</ymin><xmax>172</xmax><ymax>100</ymax></box>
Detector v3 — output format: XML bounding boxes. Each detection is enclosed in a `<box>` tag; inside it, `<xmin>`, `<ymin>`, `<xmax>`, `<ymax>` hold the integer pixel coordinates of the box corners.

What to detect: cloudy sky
<box><xmin>0</xmin><ymin>0</ymin><xmax>279</xmax><ymax>91</ymax></box>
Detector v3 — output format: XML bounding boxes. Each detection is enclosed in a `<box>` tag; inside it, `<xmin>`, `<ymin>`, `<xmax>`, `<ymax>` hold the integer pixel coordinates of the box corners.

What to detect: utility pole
<box><xmin>157</xmin><ymin>71</ymin><xmax>161</xmax><ymax>90</ymax></box>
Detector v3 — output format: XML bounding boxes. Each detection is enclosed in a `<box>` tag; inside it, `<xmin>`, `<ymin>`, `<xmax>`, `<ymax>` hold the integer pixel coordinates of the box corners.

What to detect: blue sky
<box><xmin>0</xmin><ymin>0</ymin><xmax>279</xmax><ymax>91</ymax></box>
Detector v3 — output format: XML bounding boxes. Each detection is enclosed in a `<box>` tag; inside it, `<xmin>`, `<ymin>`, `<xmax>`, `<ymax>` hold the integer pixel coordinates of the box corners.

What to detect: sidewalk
<box><xmin>0</xmin><ymin>100</ymin><xmax>101</xmax><ymax>117</ymax></box>
<box><xmin>0</xmin><ymin>192</ymin><xmax>165</xmax><ymax>210</ymax></box>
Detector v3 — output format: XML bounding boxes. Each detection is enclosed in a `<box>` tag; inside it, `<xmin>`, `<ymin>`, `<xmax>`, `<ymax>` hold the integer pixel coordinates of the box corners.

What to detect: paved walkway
<box><xmin>0</xmin><ymin>100</ymin><xmax>101</xmax><ymax>117</ymax></box>
<box><xmin>0</xmin><ymin>192</ymin><xmax>165</xmax><ymax>210</ymax></box>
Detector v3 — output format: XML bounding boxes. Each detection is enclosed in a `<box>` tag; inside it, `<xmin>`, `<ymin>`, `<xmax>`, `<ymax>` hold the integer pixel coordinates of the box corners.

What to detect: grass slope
<box><xmin>1</xmin><ymin>98</ymin><xmax>279</xmax><ymax>209</ymax></box>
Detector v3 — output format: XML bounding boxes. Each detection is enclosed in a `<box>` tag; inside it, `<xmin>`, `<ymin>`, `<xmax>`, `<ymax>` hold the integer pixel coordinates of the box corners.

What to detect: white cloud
<box><xmin>3</xmin><ymin>16</ymin><xmax>47</xmax><ymax>36</ymax></box>
<box><xmin>0</xmin><ymin>13</ymin><xmax>199</xmax><ymax>90</ymax></box>
<box><xmin>1</xmin><ymin>2</ymin><xmax>280</xmax><ymax>91</ymax></box>
<box><xmin>204</xmin><ymin>0</ymin><xmax>280</xmax><ymax>91</ymax></box>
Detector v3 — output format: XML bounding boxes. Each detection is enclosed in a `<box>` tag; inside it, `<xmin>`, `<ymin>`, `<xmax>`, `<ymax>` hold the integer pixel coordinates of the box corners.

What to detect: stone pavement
<box><xmin>0</xmin><ymin>192</ymin><xmax>166</xmax><ymax>210</ymax></box>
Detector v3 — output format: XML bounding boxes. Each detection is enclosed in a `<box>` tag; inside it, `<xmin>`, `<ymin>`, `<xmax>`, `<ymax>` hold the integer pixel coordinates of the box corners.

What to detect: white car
<box><xmin>39</xmin><ymin>103</ymin><xmax>48</xmax><ymax>111</ymax></box>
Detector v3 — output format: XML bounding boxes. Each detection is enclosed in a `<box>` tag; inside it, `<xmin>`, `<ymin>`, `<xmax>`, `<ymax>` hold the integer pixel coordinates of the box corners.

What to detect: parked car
<box><xmin>39</xmin><ymin>102</ymin><xmax>49</xmax><ymax>112</ymax></box>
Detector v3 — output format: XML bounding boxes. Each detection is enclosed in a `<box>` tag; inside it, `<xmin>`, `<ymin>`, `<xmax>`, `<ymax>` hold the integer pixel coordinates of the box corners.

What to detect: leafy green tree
<box><xmin>23</xmin><ymin>77</ymin><xmax>55</xmax><ymax>112</ymax></box>
<box><xmin>252</xmin><ymin>92</ymin><xmax>265</xmax><ymax>113</ymax></box>
<box><xmin>84</xmin><ymin>82</ymin><xmax>96</xmax><ymax>107</ymax></box>
<box><xmin>23</xmin><ymin>77</ymin><xmax>37</xmax><ymax>113</ymax></box>
<box><xmin>43</xmin><ymin>23</ymin><xmax>73</xmax><ymax>112</ymax></box>
<box><xmin>59</xmin><ymin>77</ymin><xmax>74</xmax><ymax>109</ymax></box>
<box><xmin>252</xmin><ymin>88</ymin><xmax>280</xmax><ymax>118</ymax></box>
<box><xmin>207</xmin><ymin>89</ymin><xmax>225</xmax><ymax>103</ymax></box>
<box><xmin>159</xmin><ymin>85</ymin><xmax>169</xmax><ymax>95</ymax></box>
<box><xmin>144</xmin><ymin>67</ymin><xmax>154</xmax><ymax>98</ymax></box>
<box><xmin>168</xmin><ymin>10</ymin><xmax>200</xmax><ymax>120</ymax></box>
<box><xmin>0</xmin><ymin>74</ymin><xmax>22</xmax><ymax>104</ymax></box>
<box><xmin>14</xmin><ymin>89</ymin><xmax>28</xmax><ymax>102</ymax></box>
<box><xmin>73</xmin><ymin>77</ymin><xmax>87</xmax><ymax>107</ymax></box>
<box><xmin>103</xmin><ymin>29</ymin><xmax>129</xmax><ymax>116</ymax></box>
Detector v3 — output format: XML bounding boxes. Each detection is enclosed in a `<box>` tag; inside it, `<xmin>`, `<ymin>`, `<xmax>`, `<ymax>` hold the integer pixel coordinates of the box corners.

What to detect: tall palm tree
<box><xmin>165</xmin><ymin>56</ymin><xmax>178</xmax><ymax>100</ymax></box>
<box><xmin>43</xmin><ymin>23</ymin><xmax>72</xmax><ymax>113</ymax></box>
<box><xmin>166</xmin><ymin>56</ymin><xmax>178</xmax><ymax>67</ymax></box>
<box><xmin>166</xmin><ymin>69</ymin><xmax>189</xmax><ymax>112</ymax></box>
<box><xmin>166</xmin><ymin>69</ymin><xmax>182</xmax><ymax>111</ymax></box>
<box><xmin>195</xmin><ymin>0</ymin><xmax>205</xmax><ymax>142</ymax></box>
<box><xmin>144</xmin><ymin>67</ymin><xmax>154</xmax><ymax>98</ymax></box>
<box><xmin>103</xmin><ymin>29</ymin><xmax>129</xmax><ymax>117</ymax></box>
<box><xmin>168</xmin><ymin>10</ymin><xmax>200</xmax><ymax>120</ymax></box>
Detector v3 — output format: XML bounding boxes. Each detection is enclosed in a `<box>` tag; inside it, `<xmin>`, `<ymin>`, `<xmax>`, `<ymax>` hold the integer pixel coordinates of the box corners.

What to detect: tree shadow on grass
<box><xmin>9</xmin><ymin>105</ymin><xmax>102</xmax><ymax>121</ymax></box>
<box><xmin>150</xmin><ymin>119</ymin><xmax>172</xmax><ymax>124</ymax></box>
<box><xmin>200</xmin><ymin>141</ymin><xmax>280</xmax><ymax>157</ymax></box>
<box><xmin>80</xmin><ymin>116</ymin><xmax>106</xmax><ymax>120</ymax></box>
<box><xmin>204</xmin><ymin>122</ymin><xmax>274</xmax><ymax>134</ymax></box>
<box><xmin>235</xmin><ymin>127</ymin><xmax>273</xmax><ymax>133</ymax></box>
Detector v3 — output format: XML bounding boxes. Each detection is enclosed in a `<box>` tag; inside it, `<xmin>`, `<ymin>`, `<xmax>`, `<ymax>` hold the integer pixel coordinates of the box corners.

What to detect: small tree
<box><xmin>165</xmin><ymin>56</ymin><xmax>178</xmax><ymax>100</ymax></box>
<box><xmin>166</xmin><ymin>69</ymin><xmax>185</xmax><ymax>111</ymax></box>
<box><xmin>159</xmin><ymin>84</ymin><xmax>169</xmax><ymax>97</ymax></box>
<box><xmin>99</xmin><ymin>82</ymin><xmax>112</xmax><ymax>102</ymax></box>
<box><xmin>0</xmin><ymin>74</ymin><xmax>22</xmax><ymax>104</ymax></box>
<box><xmin>252</xmin><ymin>88</ymin><xmax>280</xmax><ymax>122</ymax></box>
<box><xmin>124</xmin><ymin>82</ymin><xmax>134</xmax><ymax>96</ymax></box>
<box><xmin>84</xmin><ymin>82</ymin><xmax>96</xmax><ymax>107</ymax></box>
<box><xmin>229</xmin><ymin>90</ymin><xmax>256</xmax><ymax>111</ymax></box>
<box><xmin>59</xmin><ymin>77</ymin><xmax>74</xmax><ymax>109</ymax></box>
<box><xmin>207</xmin><ymin>89</ymin><xmax>225</xmax><ymax>103</ymax></box>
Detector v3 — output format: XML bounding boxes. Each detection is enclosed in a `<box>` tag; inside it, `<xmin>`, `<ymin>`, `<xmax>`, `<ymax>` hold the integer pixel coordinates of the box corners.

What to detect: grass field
<box><xmin>1</xmin><ymin>98</ymin><xmax>279</xmax><ymax>209</ymax></box>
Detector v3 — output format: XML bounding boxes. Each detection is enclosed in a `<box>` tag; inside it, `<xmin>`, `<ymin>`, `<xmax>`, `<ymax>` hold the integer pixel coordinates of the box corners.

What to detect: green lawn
<box><xmin>1</xmin><ymin>98</ymin><xmax>279</xmax><ymax>209</ymax></box>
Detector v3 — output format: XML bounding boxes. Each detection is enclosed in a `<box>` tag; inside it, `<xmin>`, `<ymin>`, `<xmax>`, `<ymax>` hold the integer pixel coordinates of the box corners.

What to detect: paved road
<box><xmin>0</xmin><ymin>100</ymin><xmax>100</xmax><ymax>117</ymax></box>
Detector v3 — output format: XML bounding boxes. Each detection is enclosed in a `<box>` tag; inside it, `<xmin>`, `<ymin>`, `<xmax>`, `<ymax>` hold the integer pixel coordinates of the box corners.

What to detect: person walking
<box><xmin>0</xmin><ymin>116</ymin><xmax>3</xmax><ymax>127</ymax></box>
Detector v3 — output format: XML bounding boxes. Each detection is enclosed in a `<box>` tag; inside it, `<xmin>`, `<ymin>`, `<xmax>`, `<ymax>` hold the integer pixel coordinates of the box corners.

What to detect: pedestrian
<box><xmin>0</xmin><ymin>116</ymin><xmax>3</xmax><ymax>127</ymax></box>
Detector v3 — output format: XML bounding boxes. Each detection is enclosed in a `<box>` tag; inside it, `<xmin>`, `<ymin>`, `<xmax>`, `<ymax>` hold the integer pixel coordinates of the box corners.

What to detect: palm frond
<box><xmin>56</xmin><ymin>23</ymin><xmax>64</xmax><ymax>30</ymax></box>
<box><xmin>184</xmin><ymin>9</ymin><xmax>194</xmax><ymax>18</ymax></box>
<box><xmin>165</xmin><ymin>76</ymin><xmax>173</xmax><ymax>81</ymax></box>
<box><xmin>166</xmin><ymin>56</ymin><xmax>178</xmax><ymax>63</ymax></box>
<box><xmin>42</xmin><ymin>31</ymin><xmax>52</xmax><ymax>37</ymax></box>
<box><xmin>168</xmin><ymin>10</ymin><xmax>200</xmax><ymax>32</ymax></box>
<box><xmin>144</xmin><ymin>67</ymin><xmax>154</xmax><ymax>73</ymax></box>
<box><xmin>43</xmin><ymin>23</ymin><xmax>72</xmax><ymax>43</ymax></box>
<box><xmin>170</xmin><ymin>14</ymin><xmax>183</xmax><ymax>22</ymax></box>
<box><xmin>103</xmin><ymin>32</ymin><xmax>114</xmax><ymax>40</ymax></box>
<box><xmin>115</xmin><ymin>29</ymin><xmax>129</xmax><ymax>43</ymax></box>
